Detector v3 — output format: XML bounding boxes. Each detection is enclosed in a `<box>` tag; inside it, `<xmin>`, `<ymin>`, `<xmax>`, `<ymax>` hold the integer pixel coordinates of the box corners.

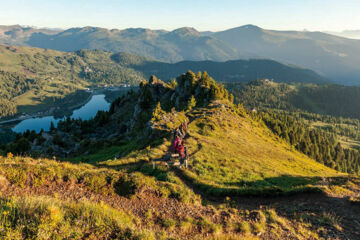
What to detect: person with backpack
<box><xmin>173</xmin><ymin>135</ymin><xmax>188</xmax><ymax>168</ymax></box>
<box><xmin>179</xmin><ymin>139</ymin><xmax>189</xmax><ymax>168</ymax></box>
<box><xmin>173</xmin><ymin>120</ymin><xmax>188</xmax><ymax>140</ymax></box>
<box><xmin>172</xmin><ymin>120</ymin><xmax>189</xmax><ymax>168</ymax></box>
<box><xmin>181</xmin><ymin>120</ymin><xmax>188</xmax><ymax>137</ymax></box>
<box><xmin>174</xmin><ymin>127</ymin><xmax>184</xmax><ymax>140</ymax></box>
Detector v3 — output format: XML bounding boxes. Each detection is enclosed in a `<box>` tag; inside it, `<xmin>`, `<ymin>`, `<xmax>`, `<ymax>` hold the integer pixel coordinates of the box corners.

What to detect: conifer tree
<box><xmin>187</xmin><ymin>95</ymin><xmax>197</xmax><ymax>110</ymax></box>
<box><xmin>151</xmin><ymin>102</ymin><xmax>165</xmax><ymax>122</ymax></box>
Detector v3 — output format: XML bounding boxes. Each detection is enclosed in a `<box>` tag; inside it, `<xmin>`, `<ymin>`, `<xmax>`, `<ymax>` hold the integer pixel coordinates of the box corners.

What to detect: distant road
<box><xmin>0</xmin><ymin>115</ymin><xmax>33</xmax><ymax>125</ymax></box>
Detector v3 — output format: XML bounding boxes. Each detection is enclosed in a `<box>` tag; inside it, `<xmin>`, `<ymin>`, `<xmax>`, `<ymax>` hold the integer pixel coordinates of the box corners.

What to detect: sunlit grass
<box><xmin>0</xmin><ymin>195</ymin><xmax>158</xmax><ymax>239</ymax></box>
<box><xmin>182</xmin><ymin>103</ymin><xmax>341</xmax><ymax>195</ymax></box>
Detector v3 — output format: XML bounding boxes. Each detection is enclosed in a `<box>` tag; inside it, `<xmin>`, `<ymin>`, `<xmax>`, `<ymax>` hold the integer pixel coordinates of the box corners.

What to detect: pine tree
<box><xmin>187</xmin><ymin>95</ymin><xmax>197</xmax><ymax>110</ymax></box>
<box><xmin>151</xmin><ymin>102</ymin><xmax>165</xmax><ymax>122</ymax></box>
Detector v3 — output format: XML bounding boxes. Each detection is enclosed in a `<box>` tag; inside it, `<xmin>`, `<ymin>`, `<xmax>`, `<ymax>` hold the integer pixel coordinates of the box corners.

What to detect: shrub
<box><xmin>5</xmin><ymin>167</ymin><xmax>27</xmax><ymax>187</ymax></box>
<box><xmin>238</xmin><ymin>221</ymin><xmax>251</xmax><ymax>234</ymax></box>
<box><xmin>161</xmin><ymin>218</ymin><xmax>177</xmax><ymax>230</ymax></box>
<box><xmin>82</xmin><ymin>173</ymin><xmax>110</xmax><ymax>194</ymax></box>
<box><xmin>197</xmin><ymin>217</ymin><xmax>222</xmax><ymax>234</ymax></box>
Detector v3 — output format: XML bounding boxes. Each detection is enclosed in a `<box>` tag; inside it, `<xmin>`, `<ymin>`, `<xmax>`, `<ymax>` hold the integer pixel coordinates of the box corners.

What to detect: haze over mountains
<box><xmin>326</xmin><ymin>30</ymin><xmax>360</xmax><ymax>40</ymax></box>
<box><xmin>0</xmin><ymin>45</ymin><xmax>325</xmax><ymax>118</ymax></box>
<box><xmin>1</xmin><ymin>24</ymin><xmax>360</xmax><ymax>85</ymax></box>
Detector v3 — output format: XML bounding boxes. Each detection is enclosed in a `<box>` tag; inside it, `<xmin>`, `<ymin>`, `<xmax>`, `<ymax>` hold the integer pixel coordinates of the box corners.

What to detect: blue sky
<box><xmin>0</xmin><ymin>0</ymin><xmax>359</xmax><ymax>31</ymax></box>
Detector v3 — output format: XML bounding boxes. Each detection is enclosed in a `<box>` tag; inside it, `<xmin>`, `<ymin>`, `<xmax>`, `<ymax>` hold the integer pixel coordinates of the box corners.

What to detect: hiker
<box><xmin>174</xmin><ymin>126</ymin><xmax>185</xmax><ymax>140</ymax></box>
<box><xmin>179</xmin><ymin>139</ymin><xmax>189</xmax><ymax>168</ymax></box>
<box><xmin>173</xmin><ymin>136</ymin><xmax>188</xmax><ymax>168</ymax></box>
<box><xmin>181</xmin><ymin>120</ymin><xmax>188</xmax><ymax>136</ymax></box>
<box><xmin>173</xmin><ymin>135</ymin><xmax>184</xmax><ymax>156</ymax></box>
<box><xmin>173</xmin><ymin>120</ymin><xmax>188</xmax><ymax>140</ymax></box>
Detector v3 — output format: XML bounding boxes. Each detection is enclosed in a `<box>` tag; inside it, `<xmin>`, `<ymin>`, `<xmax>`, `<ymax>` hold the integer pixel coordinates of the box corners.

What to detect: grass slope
<box><xmin>1</xmin><ymin>72</ymin><xmax>359</xmax><ymax>239</ymax></box>
<box><xmin>0</xmin><ymin>103</ymin><xmax>359</xmax><ymax>238</ymax></box>
<box><xmin>178</xmin><ymin>102</ymin><xmax>340</xmax><ymax>196</ymax></box>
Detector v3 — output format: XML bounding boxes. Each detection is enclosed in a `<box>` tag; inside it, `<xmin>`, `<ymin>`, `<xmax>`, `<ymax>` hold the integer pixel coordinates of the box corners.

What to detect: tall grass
<box><xmin>0</xmin><ymin>195</ymin><xmax>162</xmax><ymax>239</ymax></box>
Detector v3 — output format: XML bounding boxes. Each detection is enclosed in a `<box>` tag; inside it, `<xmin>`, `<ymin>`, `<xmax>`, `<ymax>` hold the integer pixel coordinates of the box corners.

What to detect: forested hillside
<box><xmin>227</xmin><ymin>79</ymin><xmax>360</xmax><ymax>119</ymax></box>
<box><xmin>260</xmin><ymin>111</ymin><xmax>360</xmax><ymax>174</ymax></box>
<box><xmin>130</xmin><ymin>58</ymin><xmax>326</xmax><ymax>84</ymax></box>
<box><xmin>0</xmin><ymin>45</ymin><xmax>325</xmax><ymax>118</ymax></box>
<box><xmin>0</xmin><ymin>45</ymin><xmax>145</xmax><ymax>117</ymax></box>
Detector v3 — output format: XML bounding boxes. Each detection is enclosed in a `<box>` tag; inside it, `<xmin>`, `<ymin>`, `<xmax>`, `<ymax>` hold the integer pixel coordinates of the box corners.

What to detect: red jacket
<box><xmin>174</xmin><ymin>136</ymin><xmax>185</xmax><ymax>157</ymax></box>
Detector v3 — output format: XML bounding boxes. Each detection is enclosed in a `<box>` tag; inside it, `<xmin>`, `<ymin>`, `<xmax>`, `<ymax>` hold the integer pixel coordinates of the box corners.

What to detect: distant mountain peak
<box><xmin>214</xmin><ymin>24</ymin><xmax>263</xmax><ymax>36</ymax></box>
<box><xmin>229</xmin><ymin>24</ymin><xmax>263</xmax><ymax>32</ymax></box>
<box><xmin>121</xmin><ymin>28</ymin><xmax>155</xmax><ymax>34</ymax></box>
<box><xmin>170</xmin><ymin>27</ymin><xmax>201</xmax><ymax>37</ymax></box>
<box><xmin>241</xmin><ymin>24</ymin><xmax>262</xmax><ymax>29</ymax></box>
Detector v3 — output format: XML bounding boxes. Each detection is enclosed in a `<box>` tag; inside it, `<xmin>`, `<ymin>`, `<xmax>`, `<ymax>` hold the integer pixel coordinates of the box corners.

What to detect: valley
<box><xmin>0</xmin><ymin>44</ymin><xmax>326</xmax><ymax>121</ymax></box>
<box><xmin>0</xmin><ymin>72</ymin><xmax>359</xmax><ymax>239</ymax></box>
<box><xmin>0</xmin><ymin>25</ymin><xmax>360</xmax><ymax>240</ymax></box>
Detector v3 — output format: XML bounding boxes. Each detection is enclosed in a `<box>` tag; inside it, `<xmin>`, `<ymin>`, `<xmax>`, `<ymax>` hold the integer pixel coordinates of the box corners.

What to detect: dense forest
<box><xmin>0</xmin><ymin>71</ymin><xmax>33</xmax><ymax>117</ymax></box>
<box><xmin>259</xmin><ymin>111</ymin><xmax>360</xmax><ymax>174</ymax></box>
<box><xmin>227</xmin><ymin>79</ymin><xmax>360</xmax><ymax>119</ymax></box>
<box><xmin>131</xmin><ymin>59</ymin><xmax>326</xmax><ymax>84</ymax></box>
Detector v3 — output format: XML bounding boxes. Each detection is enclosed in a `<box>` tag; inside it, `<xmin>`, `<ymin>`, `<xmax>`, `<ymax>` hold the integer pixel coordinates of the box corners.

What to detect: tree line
<box><xmin>260</xmin><ymin>111</ymin><xmax>360</xmax><ymax>174</ymax></box>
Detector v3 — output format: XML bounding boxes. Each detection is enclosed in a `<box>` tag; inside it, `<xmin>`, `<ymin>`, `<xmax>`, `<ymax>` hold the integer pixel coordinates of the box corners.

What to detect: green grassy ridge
<box><xmin>225</xmin><ymin>79</ymin><xmax>360</xmax><ymax>175</ymax></box>
<box><xmin>174</xmin><ymin>103</ymin><xmax>342</xmax><ymax>196</ymax></box>
<box><xmin>95</xmin><ymin>98</ymin><xmax>343</xmax><ymax>197</ymax></box>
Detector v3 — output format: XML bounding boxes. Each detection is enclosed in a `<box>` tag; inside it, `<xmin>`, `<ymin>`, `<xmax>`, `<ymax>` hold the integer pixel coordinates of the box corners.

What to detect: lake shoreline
<box><xmin>0</xmin><ymin>88</ymin><xmax>113</xmax><ymax>126</ymax></box>
<box><xmin>0</xmin><ymin>87</ymin><xmax>135</xmax><ymax>133</ymax></box>
<box><xmin>10</xmin><ymin>94</ymin><xmax>111</xmax><ymax>133</ymax></box>
<box><xmin>0</xmin><ymin>93</ymin><xmax>92</xmax><ymax>126</ymax></box>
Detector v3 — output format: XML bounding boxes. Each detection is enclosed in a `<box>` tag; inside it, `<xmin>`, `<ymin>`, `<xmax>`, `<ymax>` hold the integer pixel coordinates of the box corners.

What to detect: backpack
<box><xmin>173</xmin><ymin>136</ymin><xmax>181</xmax><ymax>152</ymax></box>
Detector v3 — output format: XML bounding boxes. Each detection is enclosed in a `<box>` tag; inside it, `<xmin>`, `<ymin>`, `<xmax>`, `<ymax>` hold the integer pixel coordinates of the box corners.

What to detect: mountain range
<box><xmin>0</xmin><ymin>45</ymin><xmax>325</xmax><ymax>118</ymax></box>
<box><xmin>1</xmin><ymin>24</ymin><xmax>360</xmax><ymax>85</ymax></box>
